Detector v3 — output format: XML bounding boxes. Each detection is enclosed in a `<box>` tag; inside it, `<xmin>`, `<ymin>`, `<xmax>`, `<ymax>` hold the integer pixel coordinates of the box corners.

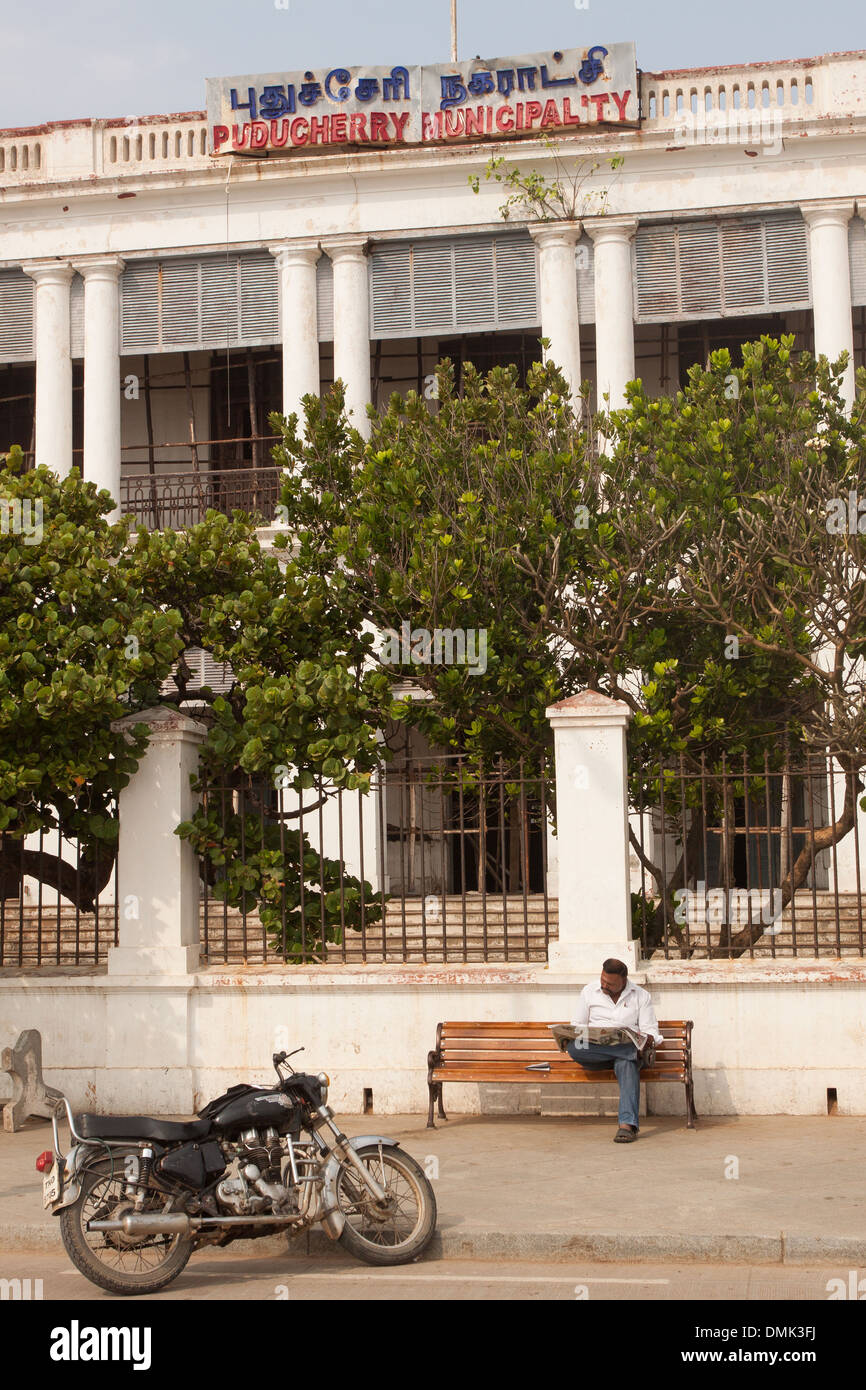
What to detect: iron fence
<box><xmin>120</xmin><ymin>464</ymin><xmax>282</xmax><ymax>530</ymax></box>
<box><xmin>0</xmin><ymin>824</ymin><xmax>119</xmax><ymax>968</ymax></box>
<box><xmin>194</xmin><ymin>756</ymin><xmax>554</xmax><ymax>965</ymax></box>
<box><xmin>631</xmin><ymin>749</ymin><xmax>865</xmax><ymax>958</ymax></box>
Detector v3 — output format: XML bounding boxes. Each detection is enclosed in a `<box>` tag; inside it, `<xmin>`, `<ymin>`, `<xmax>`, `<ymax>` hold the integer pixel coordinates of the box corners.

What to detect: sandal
<box><xmin>614</xmin><ymin>1126</ymin><xmax>638</xmax><ymax>1143</ymax></box>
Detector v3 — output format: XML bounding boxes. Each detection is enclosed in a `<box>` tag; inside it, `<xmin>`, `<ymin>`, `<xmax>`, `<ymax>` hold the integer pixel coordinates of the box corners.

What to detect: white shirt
<box><xmin>572</xmin><ymin>981</ymin><xmax>663</xmax><ymax>1043</ymax></box>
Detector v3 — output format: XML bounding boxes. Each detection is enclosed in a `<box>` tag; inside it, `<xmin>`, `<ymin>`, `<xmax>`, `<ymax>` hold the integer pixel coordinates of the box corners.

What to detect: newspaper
<box><xmin>549</xmin><ymin>1023</ymin><xmax>651</xmax><ymax>1052</ymax></box>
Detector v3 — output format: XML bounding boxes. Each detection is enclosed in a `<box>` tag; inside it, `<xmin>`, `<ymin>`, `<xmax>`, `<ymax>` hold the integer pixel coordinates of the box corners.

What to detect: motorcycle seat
<box><xmin>75</xmin><ymin>1113</ymin><xmax>211</xmax><ymax>1142</ymax></box>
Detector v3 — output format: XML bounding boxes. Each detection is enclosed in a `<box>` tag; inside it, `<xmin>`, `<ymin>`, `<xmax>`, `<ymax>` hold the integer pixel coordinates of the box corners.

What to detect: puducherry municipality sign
<box><xmin>206</xmin><ymin>43</ymin><xmax>639</xmax><ymax>156</ymax></box>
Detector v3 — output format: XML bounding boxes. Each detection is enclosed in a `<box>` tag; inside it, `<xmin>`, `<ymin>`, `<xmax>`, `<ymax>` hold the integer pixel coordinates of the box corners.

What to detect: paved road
<box><xmin>0</xmin><ymin>1251</ymin><xmax>856</xmax><ymax>1301</ymax></box>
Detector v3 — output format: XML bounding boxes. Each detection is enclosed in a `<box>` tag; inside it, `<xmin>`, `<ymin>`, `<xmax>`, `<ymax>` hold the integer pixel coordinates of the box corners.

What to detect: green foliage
<box><xmin>468</xmin><ymin>140</ymin><xmax>624</xmax><ymax>221</ymax></box>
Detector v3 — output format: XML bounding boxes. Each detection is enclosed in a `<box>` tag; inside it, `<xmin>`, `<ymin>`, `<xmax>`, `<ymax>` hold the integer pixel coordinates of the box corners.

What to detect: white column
<box><xmin>322</xmin><ymin>238</ymin><xmax>372</xmax><ymax>437</ymax></box>
<box><xmin>269</xmin><ymin>241</ymin><xmax>321</xmax><ymax>424</ymax></box>
<box><xmin>545</xmin><ymin>690</ymin><xmax>639</xmax><ymax>973</ymax></box>
<box><xmin>74</xmin><ymin>256</ymin><xmax>125</xmax><ymax>515</ymax></box>
<box><xmin>529</xmin><ymin>222</ymin><xmax>582</xmax><ymax>408</ymax></box>
<box><xmin>108</xmin><ymin>707</ymin><xmax>207</xmax><ymax>977</ymax></box>
<box><xmin>22</xmin><ymin>261</ymin><xmax>75</xmax><ymax>474</ymax></box>
<box><xmin>585</xmin><ymin>216</ymin><xmax>638</xmax><ymax>412</ymax></box>
<box><xmin>801</xmin><ymin>200</ymin><xmax>856</xmax><ymax>411</ymax></box>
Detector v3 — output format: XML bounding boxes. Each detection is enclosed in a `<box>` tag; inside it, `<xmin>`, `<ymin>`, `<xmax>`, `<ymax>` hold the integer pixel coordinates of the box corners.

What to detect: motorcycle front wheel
<box><xmin>59</xmin><ymin>1156</ymin><xmax>192</xmax><ymax>1296</ymax></box>
<box><xmin>335</xmin><ymin>1144</ymin><xmax>437</xmax><ymax>1266</ymax></box>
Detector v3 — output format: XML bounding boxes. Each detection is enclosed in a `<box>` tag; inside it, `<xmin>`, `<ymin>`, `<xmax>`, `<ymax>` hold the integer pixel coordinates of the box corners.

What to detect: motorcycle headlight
<box><xmin>316</xmin><ymin>1072</ymin><xmax>330</xmax><ymax>1102</ymax></box>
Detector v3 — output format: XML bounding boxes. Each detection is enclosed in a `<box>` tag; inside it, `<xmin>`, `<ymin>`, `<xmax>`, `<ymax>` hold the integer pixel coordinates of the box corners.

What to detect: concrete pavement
<box><xmin>1</xmin><ymin>1111</ymin><xmax>865</xmax><ymax>1264</ymax></box>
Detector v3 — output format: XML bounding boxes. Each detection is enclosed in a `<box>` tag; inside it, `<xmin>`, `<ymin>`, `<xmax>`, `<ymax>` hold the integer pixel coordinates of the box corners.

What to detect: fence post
<box><xmin>107</xmin><ymin>706</ymin><xmax>207</xmax><ymax>976</ymax></box>
<box><xmin>546</xmin><ymin>690</ymin><xmax>640</xmax><ymax>972</ymax></box>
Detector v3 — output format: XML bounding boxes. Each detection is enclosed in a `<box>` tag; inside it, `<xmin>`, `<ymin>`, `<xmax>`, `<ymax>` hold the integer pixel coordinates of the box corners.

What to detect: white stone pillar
<box><xmin>269</xmin><ymin>241</ymin><xmax>321</xmax><ymax>424</ymax></box>
<box><xmin>322</xmin><ymin>238</ymin><xmax>372</xmax><ymax>437</ymax></box>
<box><xmin>546</xmin><ymin>690</ymin><xmax>639</xmax><ymax>973</ymax></box>
<box><xmin>585</xmin><ymin>216</ymin><xmax>638</xmax><ymax>412</ymax></box>
<box><xmin>801</xmin><ymin>200</ymin><xmax>856</xmax><ymax>411</ymax></box>
<box><xmin>108</xmin><ymin>707</ymin><xmax>207</xmax><ymax>976</ymax></box>
<box><xmin>529</xmin><ymin>222</ymin><xmax>582</xmax><ymax>408</ymax></box>
<box><xmin>73</xmin><ymin>256</ymin><xmax>125</xmax><ymax>515</ymax></box>
<box><xmin>22</xmin><ymin>261</ymin><xmax>75</xmax><ymax>475</ymax></box>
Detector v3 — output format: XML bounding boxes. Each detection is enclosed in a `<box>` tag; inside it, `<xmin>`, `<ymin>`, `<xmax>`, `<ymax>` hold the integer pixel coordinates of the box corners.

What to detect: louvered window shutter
<box><xmin>496</xmin><ymin>236</ymin><xmax>539</xmax><ymax>325</ymax></box>
<box><xmin>413</xmin><ymin>242</ymin><xmax>455</xmax><ymax>333</ymax></box>
<box><xmin>634</xmin><ymin>214</ymin><xmax>811</xmax><ymax>322</ymax></box>
<box><xmin>121</xmin><ymin>253</ymin><xmax>279</xmax><ymax>353</ymax></box>
<box><xmin>0</xmin><ymin>270</ymin><xmax>35</xmax><ymax>363</ymax></box>
<box><xmin>848</xmin><ymin>219</ymin><xmax>866</xmax><ymax>307</ymax></box>
<box><xmin>69</xmin><ymin>274</ymin><xmax>85</xmax><ymax>358</ymax></box>
<box><xmin>454</xmin><ymin>240</ymin><xmax>496</xmax><ymax>329</ymax></box>
<box><xmin>369</xmin><ymin>244</ymin><xmax>411</xmax><ymax>336</ymax></box>
<box><xmin>160</xmin><ymin>647</ymin><xmax>233</xmax><ymax>696</ymax></box>
<box><xmin>575</xmin><ymin>235</ymin><xmax>595</xmax><ymax>323</ymax></box>
<box><xmin>317</xmin><ymin>255</ymin><xmax>334</xmax><ymax>341</ymax></box>
<box><xmin>240</xmin><ymin>253</ymin><xmax>278</xmax><ymax>341</ymax></box>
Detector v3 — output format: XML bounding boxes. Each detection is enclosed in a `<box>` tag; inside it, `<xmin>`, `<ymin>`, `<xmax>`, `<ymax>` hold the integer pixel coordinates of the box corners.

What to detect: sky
<box><xmin>0</xmin><ymin>0</ymin><xmax>861</xmax><ymax>128</ymax></box>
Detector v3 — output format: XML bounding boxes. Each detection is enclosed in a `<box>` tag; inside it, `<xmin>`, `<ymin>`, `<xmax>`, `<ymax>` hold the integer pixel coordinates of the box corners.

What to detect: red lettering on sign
<box><xmin>421</xmin><ymin>110</ymin><xmax>444</xmax><ymax>140</ymax></box>
<box><xmin>540</xmin><ymin>100</ymin><xmax>560</xmax><ymax>129</ymax></box>
<box><xmin>250</xmin><ymin>121</ymin><xmax>270</xmax><ymax>148</ymax></box>
<box><xmin>309</xmin><ymin>115</ymin><xmax>330</xmax><ymax>144</ymax></box>
<box><xmin>561</xmin><ymin>98</ymin><xmax>581</xmax><ymax>126</ymax></box>
<box><xmin>270</xmin><ymin>120</ymin><xmax>290</xmax><ymax>147</ymax></box>
<box><xmin>525</xmin><ymin>101</ymin><xmax>543</xmax><ymax>128</ymax></box>
<box><xmin>370</xmin><ymin>111</ymin><xmax>389</xmax><ymax>140</ymax></box>
<box><xmin>444</xmin><ymin>109</ymin><xmax>465</xmax><ymax>137</ymax></box>
<box><xmin>212</xmin><ymin>124</ymin><xmax>230</xmax><ymax>151</ymax></box>
<box><xmin>390</xmin><ymin>111</ymin><xmax>411</xmax><ymax>141</ymax></box>
<box><xmin>291</xmin><ymin>117</ymin><xmax>309</xmax><ymax>146</ymax></box>
<box><xmin>496</xmin><ymin>105</ymin><xmax>515</xmax><ymax>132</ymax></box>
<box><xmin>515</xmin><ymin>103</ymin><xmax>524</xmax><ymax>129</ymax></box>
<box><xmin>231</xmin><ymin>123</ymin><xmax>251</xmax><ymax>149</ymax></box>
<box><xmin>588</xmin><ymin>94</ymin><xmax>610</xmax><ymax>120</ymax></box>
<box><xmin>611</xmin><ymin>89</ymin><xmax>632</xmax><ymax>121</ymax></box>
<box><xmin>464</xmin><ymin>105</ymin><xmax>485</xmax><ymax>137</ymax></box>
<box><xmin>331</xmin><ymin>113</ymin><xmax>348</xmax><ymax>143</ymax></box>
<box><xmin>349</xmin><ymin>112</ymin><xmax>369</xmax><ymax>142</ymax></box>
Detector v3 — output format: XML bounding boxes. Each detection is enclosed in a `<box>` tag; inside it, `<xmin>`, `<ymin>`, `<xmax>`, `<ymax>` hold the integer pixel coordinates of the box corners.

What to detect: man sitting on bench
<box><xmin>566</xmin><ymin>958</ymin><xmax>664</xmax><ymax>1144</ymax></box>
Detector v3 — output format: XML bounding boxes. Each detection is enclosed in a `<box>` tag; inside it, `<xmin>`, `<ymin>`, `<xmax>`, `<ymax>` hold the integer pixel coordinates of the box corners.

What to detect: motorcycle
<box><xmin>38</xmin><ymin>1048</ymin><xmax>437</xmax><ymax>1295</ymax></box>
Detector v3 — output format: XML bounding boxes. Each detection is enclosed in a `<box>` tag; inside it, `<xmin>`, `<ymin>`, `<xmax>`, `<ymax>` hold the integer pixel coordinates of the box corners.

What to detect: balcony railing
<box><xmin>120</xmin><ymin>465</ymin><xmax>282</xmax><ymax>530</ymax></box>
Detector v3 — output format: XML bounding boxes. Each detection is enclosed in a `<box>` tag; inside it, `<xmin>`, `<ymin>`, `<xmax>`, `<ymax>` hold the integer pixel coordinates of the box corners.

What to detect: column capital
<box><xmin>529</xmin><ymin>220</ymin><xmax>582</xmax><ymax>249</ymax></box>
<box><xmin>321</xmin><ymin>235</ymin><xmax>369</xmax><ymax>264</ymax></box>
<box><xmin>583</xmin><ymin>215</ymin><xmax>639</xmax><ymax>246</ymax></box>
<box><xmin>111</xmin><ymin>704</ymin><xmax>209</xmax><ymax>744</ymax></box>
<box><xmin>21</xmin><ymin>260</ymin><xmax>75</xmax><ymax>286</ymax></box>
<box><xmin>70</xmin><ymin>255</ymin><xmax>126</xmax><ymax>280</ymax></box>
<box><xmin>546</xmin><ymin>689</ymin><xmax>633</xmax><ymax>731</ymax></box>
<box><xmin>800</xmin><ymin>199</ymin><xmax>856</xmax><ymax>229</ymax></box>
<box><xmin>269</xmin><ymin>240</ymin><xmax>321</xmax><ymax>269</ymax></box>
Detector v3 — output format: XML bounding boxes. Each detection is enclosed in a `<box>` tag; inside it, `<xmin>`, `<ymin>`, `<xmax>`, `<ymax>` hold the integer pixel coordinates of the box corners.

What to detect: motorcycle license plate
<box><xmin>42</xmin><ymin>1169</ymin><xmax>61</xmax><ymax>1208</ymax></box>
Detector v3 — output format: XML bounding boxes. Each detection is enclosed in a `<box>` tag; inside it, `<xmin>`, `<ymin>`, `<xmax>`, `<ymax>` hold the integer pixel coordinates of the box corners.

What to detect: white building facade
<box><xmin>1</xmin><ymin>44</ymin><xmax>865</xmax><ymax>525</ymax></box>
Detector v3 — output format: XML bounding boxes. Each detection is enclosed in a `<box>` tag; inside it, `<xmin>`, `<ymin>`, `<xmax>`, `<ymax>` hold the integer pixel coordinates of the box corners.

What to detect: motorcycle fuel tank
<box><xmin>210</xmin><ymin>1088</ymin><xmax>301</xmax><ymax>1137</ymax></box>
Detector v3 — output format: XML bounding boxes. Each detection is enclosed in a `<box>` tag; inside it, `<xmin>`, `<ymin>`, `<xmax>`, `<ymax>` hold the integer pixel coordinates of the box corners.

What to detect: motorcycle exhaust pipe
<box><xmin>89</xmin><ymin>1214</ymin><xmax>194</xmax><ymax>1236</ymax></box>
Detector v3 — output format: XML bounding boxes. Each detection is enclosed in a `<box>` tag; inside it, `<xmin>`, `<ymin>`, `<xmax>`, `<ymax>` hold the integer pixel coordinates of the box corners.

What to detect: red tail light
<box><xmin>35</xmin><ymin>1150</ymin><xmax>54</xmax><ymax>1173</ymax></box>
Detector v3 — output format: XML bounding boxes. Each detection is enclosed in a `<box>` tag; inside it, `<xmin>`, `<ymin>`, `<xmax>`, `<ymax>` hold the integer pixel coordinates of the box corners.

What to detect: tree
<box><xmin>0</xmin><ymin>447</ymin><xmax>395</xmax><ymax>956</ymax></box>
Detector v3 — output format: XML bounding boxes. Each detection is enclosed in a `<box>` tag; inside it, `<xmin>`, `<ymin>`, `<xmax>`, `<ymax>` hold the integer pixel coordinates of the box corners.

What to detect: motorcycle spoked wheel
<box><xmin>60</xmin><ymin>1154</ymin><xmax>192</xmax><ymax>1296</ymax></box>
<box><xmin>334</xmin><ymin>1144</ymin><xmax>437</xmax><ymax>1266</ymax></box>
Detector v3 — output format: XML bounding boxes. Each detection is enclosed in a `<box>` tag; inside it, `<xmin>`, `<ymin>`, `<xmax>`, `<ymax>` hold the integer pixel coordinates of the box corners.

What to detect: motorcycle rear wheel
<box><xmin>335</xmin><ymin>1144</ymin><xmax>437</xmax><ymax>1266</ymax></box>
<box><xmin>60</xmin><ymin>1156</ymin><xmax>192</xmax><ymax>1296</ymax></box>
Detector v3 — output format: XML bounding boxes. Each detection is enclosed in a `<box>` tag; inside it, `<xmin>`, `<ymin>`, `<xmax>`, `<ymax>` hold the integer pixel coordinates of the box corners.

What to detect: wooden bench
<box><xmin>427</xmin><ymin>1020</ymin><xmax>697</xmax><ymax>1129</ymax></box>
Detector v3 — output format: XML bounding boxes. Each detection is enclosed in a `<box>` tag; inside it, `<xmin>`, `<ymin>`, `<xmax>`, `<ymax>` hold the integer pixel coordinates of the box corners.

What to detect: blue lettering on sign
<box><xmin>496</xmin><ymin>69</ymin><xmax>516</xmax><ymax>99</ymax></box>
<box><xmin>230</xmin><ymin>87</ymin><xmax>256</xmax><ymax>120</ymax></box>
<box><xmin>540</xmin><ymin>64</ymin><xmax>577</xmax><ymax>88</ymax></box>
<box><xmin>382</xmin><ymin>66</ymin><xmax>410</xmax><ymax>100</ymax></box>
<box><xmin>578</xmin><ymin>47</ymin><xmax>609</xmax><ymax>84</ymax></box>
<box><xmin>468</xmin><ymin>70</ymin><xmax>495</xmax><ymax>97</ymax></box>
<box><xmin>516</xmin><ymin>66</ymin><xmax>538</xmax><ymax>91</ymax></box>
<box><xmin>259</xmin><ymin>84</ymin><xmax>296</xmax><ymax>117</ymax></box>
<box><xmin>355</xmin><ymin>76</ymin><xmax>380</xmax><ymax>102</ymax></box>
<box><xmin>325</xmin><ymin>69</ymin><xmax>352</xmax><ymax>101</ymax></box>
<box><xmin>440</xmin><ymin>74</ymin><xmax>467</xmax><ymax>109</ymax></box>
<box><xmin>298</xmin><ymin>72</ymin><xmax>323</xmax><ymax>105</ymax></box>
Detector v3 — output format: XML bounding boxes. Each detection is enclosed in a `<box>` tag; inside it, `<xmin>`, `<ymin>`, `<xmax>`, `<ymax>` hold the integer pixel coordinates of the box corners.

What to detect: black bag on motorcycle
<box><xmin>158</xmin><ymin>1140</ymin><xmax>226</xmax><ymax>1190</ymax></box>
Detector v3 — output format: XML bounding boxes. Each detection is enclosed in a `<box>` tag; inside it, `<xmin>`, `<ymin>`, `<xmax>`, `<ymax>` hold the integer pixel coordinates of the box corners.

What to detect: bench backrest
<box><xmin>435</xmin><ymin>1021</ymin><xmax>692</xmax><ymax>1072</ymax></box>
